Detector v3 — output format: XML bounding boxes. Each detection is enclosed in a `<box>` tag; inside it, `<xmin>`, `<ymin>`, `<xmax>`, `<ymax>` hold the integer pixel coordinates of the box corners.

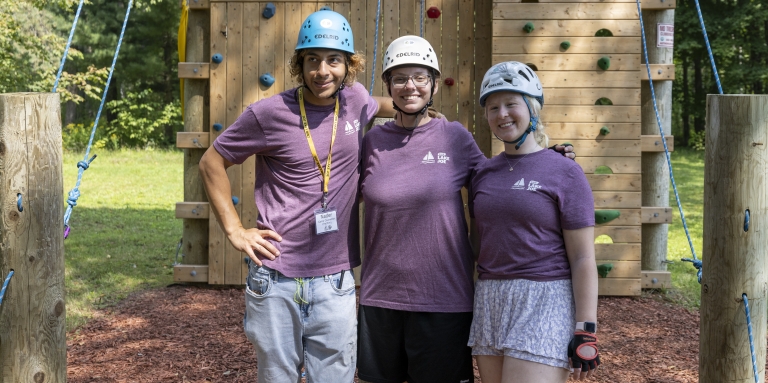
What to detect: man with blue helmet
<box><xmin>199</xmin><ymin>10</ymin><xmax>394</xmax><ymax>383</ymax></box>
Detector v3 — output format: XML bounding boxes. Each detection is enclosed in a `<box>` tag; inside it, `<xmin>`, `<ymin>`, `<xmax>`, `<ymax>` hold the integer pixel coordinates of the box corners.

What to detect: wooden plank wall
<box><xmin>492</xmin><ymin>0</ymin><xmax>642</xmax><ymax>295</ymax></box>
<box><xmin>206</xmin><ymin>0</ymin><xmax>479</xmax><ymax>285</ymax></box>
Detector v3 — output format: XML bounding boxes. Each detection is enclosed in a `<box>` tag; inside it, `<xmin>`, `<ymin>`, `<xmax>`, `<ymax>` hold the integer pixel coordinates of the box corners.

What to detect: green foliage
<box><xmin>103</xmin><ymin>89</ymin><xmax>183</xmax><ymax>148</ymax></box>
<box><xmin>62</xmin><ymin>149</ymin><xmax>182</xmax><ymax>331</ymax></box>
<box><xmin>689</xmin><ymin>130</ymin><xmax>706</xmax><ymax>151</ymax></box>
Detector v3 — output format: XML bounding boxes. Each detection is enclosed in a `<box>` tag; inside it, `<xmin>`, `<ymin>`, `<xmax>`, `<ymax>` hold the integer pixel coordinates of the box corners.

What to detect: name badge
<box><xmin>314</xmin><ymin>207</ymin><xmax>339</xmax><ymax>235</ymax></box>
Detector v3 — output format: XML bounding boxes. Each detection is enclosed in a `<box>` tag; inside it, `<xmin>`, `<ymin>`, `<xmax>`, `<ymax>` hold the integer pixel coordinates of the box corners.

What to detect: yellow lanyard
<box><xmin>298</xmin><ymin>87</ymin><xmax>339</xmax><ymax>209</ymax></box>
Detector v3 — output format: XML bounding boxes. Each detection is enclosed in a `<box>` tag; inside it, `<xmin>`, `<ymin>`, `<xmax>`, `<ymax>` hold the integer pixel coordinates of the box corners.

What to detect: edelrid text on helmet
<box><xmin>296</xmin><ymin>10</ymin><xmax>354</xmax><ymax>54</ymax></box>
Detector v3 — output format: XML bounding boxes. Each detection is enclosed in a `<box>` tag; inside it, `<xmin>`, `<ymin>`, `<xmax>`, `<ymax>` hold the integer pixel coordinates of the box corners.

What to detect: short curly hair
<box><xmin>289</xmin><ymin>49</ymin><xmax>366</xmax><ymax>87</ymax></box>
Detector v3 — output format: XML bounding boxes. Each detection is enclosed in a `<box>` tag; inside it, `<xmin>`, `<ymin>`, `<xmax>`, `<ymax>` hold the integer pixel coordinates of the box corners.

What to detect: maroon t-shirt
<box><xmin>470</xmin><ymin>149</ymin><xmax>594</xmax><ymax>281</ymax></box>
<box><xmin>213</xmin><ymin>83</ymin><xmax>378</xmax><ymax>277</ymax></box>
<box><xmin>359</xmin><ymin>118</ymin><xmax>486</xmax><ymax>312</ymax></box>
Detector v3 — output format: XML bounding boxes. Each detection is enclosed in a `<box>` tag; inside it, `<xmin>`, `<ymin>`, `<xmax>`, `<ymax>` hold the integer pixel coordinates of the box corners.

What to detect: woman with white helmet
<box><xmin>468</xmin><ymin>61</ymin><xmax>600</xmax><ymax>382</ymax></box>
<box><xmin>356</xmin><ymin>35</ymin><xmax>484</xmax><ymax>383</ymax></box>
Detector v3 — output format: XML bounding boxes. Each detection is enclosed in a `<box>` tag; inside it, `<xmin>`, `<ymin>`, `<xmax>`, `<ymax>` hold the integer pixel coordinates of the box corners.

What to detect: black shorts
<box><xmin>357</xmin><ymin>305</ymin><xmax>474</xmax><ymax>383</ymax></box>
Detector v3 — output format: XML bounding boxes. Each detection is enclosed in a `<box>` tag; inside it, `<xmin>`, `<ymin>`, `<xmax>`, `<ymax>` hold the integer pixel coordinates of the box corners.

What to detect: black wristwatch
<box><xmin>576</xmin><ymin>321</ymin><xmax>597</xmax><ymax>333</ymax></box>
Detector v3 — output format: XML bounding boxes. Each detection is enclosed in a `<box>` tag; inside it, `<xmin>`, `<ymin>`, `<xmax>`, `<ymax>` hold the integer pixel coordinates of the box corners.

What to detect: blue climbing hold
<box><xmin>232</xmin><ymin>196</ymin><xmax>240</xmax><ymax>205</ymax></box>
<box><xmin>213</xmin><ymin>123</ymin><xmax>223</xmax><ymax>131</ymax></box>
<box><xmin>260</xmin><ymin>73</ymin><xmax>275</xmax><ymax>87</ymax></box>
<box><xmin>744</xmin><ymin>209</ymin><xmax>750</xmax><ymax>232</ymax></box>
<box><xmin>263</xmin><ymin>3</ymin><xmax>276</xmax><ymax>19</ymax></box>
<box><xmin>212</xmin><ymin>53</ymin><xmax>223</xmax><ymax>64</ymax></box>
<box><xmin>16</xmin><ymin>193</ymin><xmax>22</xmax><ymax>212</ymax></box>
<box><xmin>319</xmin><ymin>6</ymin><xmax>331</xmax><ymax>11</ymax></box>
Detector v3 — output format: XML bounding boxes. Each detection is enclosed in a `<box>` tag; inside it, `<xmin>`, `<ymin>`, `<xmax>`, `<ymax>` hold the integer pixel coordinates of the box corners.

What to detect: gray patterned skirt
<box><xmin>468</xmin><ymin>278</ymin><xmax>575</xmax><ymax>369</ymax></box>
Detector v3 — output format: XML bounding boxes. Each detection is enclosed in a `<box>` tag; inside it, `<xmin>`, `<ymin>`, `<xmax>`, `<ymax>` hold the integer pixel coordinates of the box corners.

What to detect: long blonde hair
<box><xmin>524</xmin><ymin>95</ymin><xmax>549</xmax><ymax>148</ymax></box>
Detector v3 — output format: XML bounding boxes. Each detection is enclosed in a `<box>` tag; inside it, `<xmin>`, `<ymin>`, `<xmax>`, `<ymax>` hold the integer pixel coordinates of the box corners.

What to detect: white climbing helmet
<box><xmin>382</xmin><ymin>36</ymin><xmax>440</xmax><ymax>75</ymax></box>
<box><xmin>479</xmin><ymin>61</ymin><xmax>543</xmax><ymax>107</ymax></box>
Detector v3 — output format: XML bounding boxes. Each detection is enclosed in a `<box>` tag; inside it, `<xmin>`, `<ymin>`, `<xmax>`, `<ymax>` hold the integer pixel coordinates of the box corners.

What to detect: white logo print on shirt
<box><xmin>512</xmin><ymin>178</ymin><xmax>525</xmax><ymax>190</ymax></box>
<box><xmin>422</xmin><ymin>151</ymin><xmax>435</xmax><ymax>164</ymax></box>
<box><xmin>344</xmin><ymin>121</ymin><xmax>356</xmax><ymax>135</ymax></box>
<box><xmin>437</xmin><ymin>152</ymin><xmax>450</xmax><ymax>163</ymax></box>
<box><xmin>527</xmin><ymin>180</ymin><xmax>542</xmax><ymax>191</ymax></box>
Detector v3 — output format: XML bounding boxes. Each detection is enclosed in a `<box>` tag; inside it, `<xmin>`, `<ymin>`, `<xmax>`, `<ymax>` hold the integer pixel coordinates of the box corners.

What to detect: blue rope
<box><xmin>742</xmin><ymin>294</ymin><xmax>759</xmax><ymax>383</ymax></box>
<box><xmin>691</xmin><ymin>0</ymin><xmax>723</xmax><ymax>94</ymax></box>
<box><xmin>0</xmin><ymin>271</ymin><xmax>13</xmax><ymax>308</ymax></box>
<box><xmin>420</xmin><ymin>0</ymin><xmax>424</xmax><ymax>37</ymax></box>
<box><xmin>369</xmin><ymin>0</ymin><xmax>382</xmax><ymax>96</ymax></box>
<box><xmin>635</xmin><ymin>0</ymin><xmax>701</xmax><ymax>281</ymax></box>
<box><xmin>53</xmin><ymin>0</ymin><xmax>86</xmax><ymax>93</ymax></box>
<box><xmin>63</xmin><ymin>0</ymin><xmax>133</xmax><ymax>238</ymax></box>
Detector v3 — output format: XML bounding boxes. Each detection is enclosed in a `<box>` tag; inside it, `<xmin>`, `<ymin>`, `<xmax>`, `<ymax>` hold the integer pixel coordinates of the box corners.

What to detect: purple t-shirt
<box><xmin>213</xmin><ymin>82</ymin><xmax>379</xmax><ymax>277</ymax></box>
<box><xmin>359</xmin><ymin>118</ymin><xmax>487</xmax><ymax>312</ymax></box>
<box><xmin>470</xmin><ymin>149</ymin><xmax>594</xmax><ymax>281</ymax></box>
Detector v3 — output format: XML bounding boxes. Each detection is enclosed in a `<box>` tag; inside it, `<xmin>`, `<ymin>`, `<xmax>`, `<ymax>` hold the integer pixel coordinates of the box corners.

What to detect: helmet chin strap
<box><xmin>493</xmin><ymin>97</ymin><xmax>539</xmax><ymax>150</ymax></box>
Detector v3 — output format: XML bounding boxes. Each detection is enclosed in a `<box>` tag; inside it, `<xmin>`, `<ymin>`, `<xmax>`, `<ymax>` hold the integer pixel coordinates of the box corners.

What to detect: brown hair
<box><xmin>289</xmin><ymin>50</ymin><xmax>366</xmax><ymax>87</ymax></box>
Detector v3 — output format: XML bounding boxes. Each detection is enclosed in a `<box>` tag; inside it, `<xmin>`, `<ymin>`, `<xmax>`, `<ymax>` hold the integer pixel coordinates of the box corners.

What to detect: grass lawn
<box><xmin>63</xmin><ymin>149</ymin><xmax>183</xmax><ymax>331</ymax></box>
<box><xmin>57</xmin><ymin>147</ymin><xmax>707</xmax><ymax>332</ymax></box>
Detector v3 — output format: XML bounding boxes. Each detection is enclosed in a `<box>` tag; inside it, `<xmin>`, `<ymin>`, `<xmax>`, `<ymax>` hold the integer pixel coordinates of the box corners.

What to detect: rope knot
<box><xmin>67</xmin><ymin>189</ymin><xmax>81</xmax><ymax>207</ymax></box>
<box><xmin>682</xmin><ymin>258</ymin><xmax>703</xmax><ymax>283</ymax></box>
<box><xmin>77</xmin><ymin>160</ymin><xmax>90</xmax><ymax>170</ymax></box>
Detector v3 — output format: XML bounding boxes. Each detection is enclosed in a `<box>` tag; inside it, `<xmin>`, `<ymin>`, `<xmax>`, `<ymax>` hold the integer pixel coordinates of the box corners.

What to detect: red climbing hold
<box><xmin>427</xmin><ymin>6</ymin><xmax>441</xmax><ymax>19</ymax></box>
<box><xmin>444</xmin><ymin>78</ymin><xmax>455</xmax><ymax>86</ymax></box>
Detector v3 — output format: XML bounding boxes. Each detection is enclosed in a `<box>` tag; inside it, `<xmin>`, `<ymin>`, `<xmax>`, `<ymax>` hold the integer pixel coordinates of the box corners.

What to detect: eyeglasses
<box><xmin>390</xmin><ymin>75</ymin><xmax>432</xmax><ymax>88</ymax></box>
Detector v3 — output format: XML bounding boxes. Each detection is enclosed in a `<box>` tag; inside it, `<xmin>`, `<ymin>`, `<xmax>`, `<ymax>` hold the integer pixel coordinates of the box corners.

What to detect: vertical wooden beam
<box><xmin>365</xmin><ymin>0</ymin><xmax>381</xmax><ymax>97</ymax></box>
<box><xmin>182</xmin><ymin>7</ymin><xmax>210</xmax><ymax>266</ymax></box>
<box><xmin>224</xmin><ymin>2</ymin><xmax>244</xmax><ymax>285</ymax></box>
<box><xmin>458</xmin><ymin>0</ymin><xmax>474</xmax><ymax>134</ymax></box>
<box><xmin>474</xmin><ymin>0</ymin><xmax>493</xmax><ymax>157</ymax></box>
<box><xmin>382</xmin><ymin>0</ymin><xmax>399</xmax><ymax>97</ymax></box>
<box><xmin>285</xmin><ymin>2</ymin><xmax>302</xmax><ymax>90</ymax></box>
<box><xmin>440</xmin><ymin>0</ymin><xmax>458</xmax><ymax>122</ymax></box>
<box><xmin>640</xmin><ymin>9</ymin><xmax>673</xmax><ymax>271</ymax></box>
<box><xmin>208</xmin><ymin>2</ymin><xmax>227</xmax><ymax>284</ymax></box>
<box><xmin>0</xmin><ymin>93</ymin><xmax>65</xmax><ymax>383</ymax></box>
<box><xmin>424</xmin><ymin>0</ymin><xmax>442</xmax><ymax>112</ymax></box>
<box><xmin>700</xmin><ymin>95</ymin><xmax>768</xmax><ymax>383</ymax></box>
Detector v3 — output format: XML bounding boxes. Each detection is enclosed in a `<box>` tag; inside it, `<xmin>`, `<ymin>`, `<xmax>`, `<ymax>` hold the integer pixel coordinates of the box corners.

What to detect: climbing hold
<box><xmin>600</xmin><ymin>126</ymin><xmax>611</xmax><ymax>135</ymax></box>
<box><xmin>595</xmin><ymin>210</ymin><xmax>621</xmax><ymax>225</ymax></box>
<box><xmin>16</xmin><ymin>193</ymin><xmax>22</xmax><ymax>212</ymax></box>
<box><xmin>595</xmin><ymin>28</ymin><xmax>613</xmax><ymax>37</ymax></box>
<box><xmin>597</xmin><ymin>263</ymin><xmax>613</xmax><ymax>278</ymax></box>
<box><xmin>444</xmin><ymin>78</ymin><xmax>455</xmax><ymax>86</ymax></box>
<box><xmin>560</xmin><ymin>41</ymin><xmax>571</xmax><ymax>51</ymax></box>
<box><xmin>598</xmin><ymin>56</ymin><xmax>611</xmax><ymax>70</ymax></box>
<box><xmin>561</xmin><ymin>142</ymin><xmax>572</xmax><ymax>147</ymax></box>
<box><xmin>232</xmin><ymin>196</ymin><xmax>240</xmax><ymax>205</ymax></box>
<box><xmin>319</xmin><ymin>6</ymin><xmax>331</xmax><ymax>11</ymax></box>
<box><xmin>260</xmin><ymin>73</ymin><xmax>275</xmax><ymax>87</ymax></box>
<box><xmin>595</xmin><ymin>97</ymin><xmax>613</xmax><ymax>106</ymax></box>
<box><xmin>745</xmin><ymin>209</ymin><xmax>750</xmax><ymax>232</ymax></box>
<box><xmin>427</xmin><ymin>6</ymin><xmax>441</xmax><ymax>19</ymax></box>
<box><xmin>212</xmin><ymin>53</ymin><xmax>223</xmax><ymax>64</ymax></box>
<box><xmin>523</xmin><ymin>22</ymin><xmax>535</xmax><ymax>33</ymax></box>
<box><xmin>213</xmin><ymin>123</ymin><xmax>223</xmax><ymax>131</ymax></box>
<box><xmin>262</xmin><ymin>3</ymin><xmax>276</xmax><ymax>19</ymax></box>
<box><xmin>191</xmin><ymin>270</ymin><xmax>197</xmax><ymax>277</ymax></box>
<box><xmin>595</xmin><ymin>165</ymin><xmax>613</xmax><ymax>174</ymax></box>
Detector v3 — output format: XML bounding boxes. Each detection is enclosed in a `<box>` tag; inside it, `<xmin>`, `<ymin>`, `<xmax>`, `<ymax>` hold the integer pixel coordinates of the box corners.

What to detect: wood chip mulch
<box><xmin>66</xmin><ymin>285</ymin><xmax>764</xmax><ymax>382</ymax></box>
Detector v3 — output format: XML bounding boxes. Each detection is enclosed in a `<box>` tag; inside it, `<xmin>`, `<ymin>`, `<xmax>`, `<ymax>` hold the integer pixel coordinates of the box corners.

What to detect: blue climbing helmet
<box><xmin>479</xmin><ymin>61</ymin><xmax>544</xmax><ymax>150</ymax></box>
<box><xmin>296</xmin><ymin>10</ymin><xmax>354</xmax><ymax>54</ymax></box>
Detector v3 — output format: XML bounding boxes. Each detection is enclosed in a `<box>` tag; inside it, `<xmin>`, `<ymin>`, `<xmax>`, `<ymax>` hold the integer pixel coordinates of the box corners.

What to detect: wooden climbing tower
<box><xmin>175</xmin><ymin>0</ymin><xmax>676</xmax><ymax>296</ymax></box>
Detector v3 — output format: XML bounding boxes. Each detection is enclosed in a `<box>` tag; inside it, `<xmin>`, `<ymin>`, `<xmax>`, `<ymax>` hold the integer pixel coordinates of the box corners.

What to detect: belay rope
<box><xmin>52</xmin><ymin>0</ymin><xmax>85</xmax><ymax>93</ymax></box>
<box><xmin>63</xmin><ymin>0</ymin><xmax>134</xmax><ymax>238</ymax></box>
<box><xmin>0</xmin><ymin>271</ymin><xmax>13</xmax><ymax>308</ymax></box>
<box><xmin>368</xmin><ymin>0</ymin><xmax>382</xmax><ymax>96</ymax></box>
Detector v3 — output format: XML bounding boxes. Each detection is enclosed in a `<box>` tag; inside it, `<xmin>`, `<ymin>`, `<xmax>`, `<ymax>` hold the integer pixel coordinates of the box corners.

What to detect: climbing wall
<box><xmin>196</xmin><ymin>0</ymin><xmax>477</xmax><ymax>285</ymax></box>
<box><xmin>491</xmin><ymin>0</ymin><xmax>643</xmax><ymax>295</ymax></box>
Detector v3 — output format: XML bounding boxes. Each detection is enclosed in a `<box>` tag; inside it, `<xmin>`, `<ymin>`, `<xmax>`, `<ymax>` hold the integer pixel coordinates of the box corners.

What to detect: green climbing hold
<box><xmin>597</xmin><ymin>263</ymin><xmax>613</xmax><ymax>278</ymax></box>
<box><xmin>595</xmin><ymin>209</ymin><xmax>621</xmax><ymax>224</ymax></box>
<box><xmin>560</xmin><ymin>41</ymin><xmax>571</xmax><ymax>50</ymax></box>
<box><xmin>598</xmin><ymin>56</ymin><xmax>611</xmax><ymax>70</ymax></box>
<box><xmin>600</xmin><ymin>126</ymin><xmax>611</xmax><ymax>135</ymax></box>
<box><xmin>523</xmin><ymin>22</ymin><xmax>535</xmax><ymax>33</ymax></box>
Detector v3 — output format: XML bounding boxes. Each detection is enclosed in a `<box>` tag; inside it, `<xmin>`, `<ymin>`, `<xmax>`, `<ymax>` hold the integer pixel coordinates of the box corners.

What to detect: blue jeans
<box><xmin>244</xmin><ymin>262</ymin><xmax>357</xmax><ymax>383</ymax></box>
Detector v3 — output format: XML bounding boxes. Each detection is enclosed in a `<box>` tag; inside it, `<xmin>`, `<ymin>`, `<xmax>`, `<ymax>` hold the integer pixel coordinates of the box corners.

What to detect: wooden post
<box><xmin>0</xmin><ymin>93</ymin><xmax>66</xmax><ymax>383</ymax></box>
<box><xmin>700</xmin><ymin>95</ymin><xmax>768</xmax><ymax>383</ymax></box>
<box><xmin>182</xmin><ymin>7</ymin><xmax>210</xmax><ymax>266</ymax></box>
<box><xmin>474</xmin><ymin>0</ymin><xmax>493</xmax><ymax>157</ymax></box>
<box><xmin>640</xmin><ymin>9</ymin><xmax>673</xmax><ymax>271</ymax></box>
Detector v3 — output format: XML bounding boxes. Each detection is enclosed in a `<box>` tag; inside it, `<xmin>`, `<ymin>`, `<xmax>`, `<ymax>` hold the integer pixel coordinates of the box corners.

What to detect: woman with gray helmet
<box><xmin>468</xmin><ymin>61</ymin><xmax>600</xmax><ymax>382</ymax></box>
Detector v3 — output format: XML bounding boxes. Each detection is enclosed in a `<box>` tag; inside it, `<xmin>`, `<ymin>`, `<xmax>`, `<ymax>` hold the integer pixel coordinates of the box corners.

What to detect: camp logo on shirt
<box><xmin>512</xmin><ymin>178</ymin><xmax>542</xmax><ymax>191</ymax></box>
<box><xmin>512</xmin><ymin>178</ymin><xmax>526</xmax><ymax>190</ymax></box>
<box><xmin>527</xmin><ymin>180</ymin><xmax>542</xmax><ymax>191</ymax></box>
<box><xmin>344</xmin><ymin>119</ymin><xmax>360</xmax><ymax>135</ymax></box>
<box><xmin>421</xmin><ymin>151</ymin><xmax>450</xmax><ymax>164</ymax></box>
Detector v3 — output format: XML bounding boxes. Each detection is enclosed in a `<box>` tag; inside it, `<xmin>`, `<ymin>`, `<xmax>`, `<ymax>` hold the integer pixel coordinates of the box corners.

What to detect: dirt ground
<box><xmin>66</xmin><ymin>285</ymin><xmax>758</xmax><ymax>383</ymax></box>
